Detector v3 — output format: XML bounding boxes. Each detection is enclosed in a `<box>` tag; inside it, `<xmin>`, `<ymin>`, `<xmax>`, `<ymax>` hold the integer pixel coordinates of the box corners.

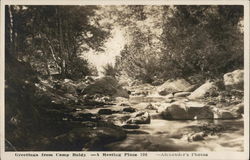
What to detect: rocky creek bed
<box><xmin>103</xmin><ymin>96</ymin><xmax>244</xmax><ymax>151</ymax></box>
<box><xmin>71</xmin><ymin>70</ymin><xmax>244</xmax><ymax>151</ymax></box>
<box><xmin>5</xmin><ymin>69</ymin><xmax>244</xmax><ymax>151</ymax></box>
<box><xmin>49</xmin><ymin>88</ymin><xmax>243</xmax><ymax>151</ymax></box>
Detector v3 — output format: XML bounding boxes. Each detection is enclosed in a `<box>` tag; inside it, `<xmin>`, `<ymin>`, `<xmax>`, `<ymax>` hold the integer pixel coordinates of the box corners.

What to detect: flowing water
<box><xmin>105</xmin><ymin>96</ymin><xmax>244</xmax><ymax>151</ymax></box>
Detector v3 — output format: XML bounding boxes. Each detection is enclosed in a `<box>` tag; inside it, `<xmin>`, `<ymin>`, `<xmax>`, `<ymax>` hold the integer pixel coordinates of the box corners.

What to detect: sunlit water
<box><xmin>104</xmin><ymin>96</ymin><xmax>244</xmax><ymax>151</ymax></box>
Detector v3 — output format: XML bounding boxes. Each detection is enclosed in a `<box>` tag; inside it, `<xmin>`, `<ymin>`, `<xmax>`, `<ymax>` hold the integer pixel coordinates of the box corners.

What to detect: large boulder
<box><xmin>161</xmin><ymin>102</ymin><xmax>214</xmax><ymax>120</ymax></box>
<box><xmin>193</xmin><ymin>106</ymin><xmax>214</xmax><ymax>119</ymax></box>
<box><xmin>82</xmin><ymin>76</ymin><xmax>129</xmax><ymax>98</ymax></box>
<box><xmin>211</xmin><ymin>104</ymin><xmax>243</xmax><ymax>119</ymax></box>
<box><xmin>162</xmin><ymin>103</ymin><xmax>191</xmax><ymax>120</ymax></box>
<box><xmin>213</xmin><ymin>109</ymin><xmax>236</xmax><ymax>119</ymax></box>
<box><xmin>230</xmin><ymin>103</ymin><xmax>244</xmax><ymax>118</ymax></box>
<box><xmin>126</xmin><ymin>111</ymin><xmax>151</xmax><ymax>124</ymax></box>
<box><xmin>224</xmin><ymin>69</ymin><xmax>244</xmax><ymax>90</ymax></box>
<box><xmin>231</xmin><ymin>103</ymin><xmax>244</xmax><ymax>115</ymax></box>
<box><xmin>187</xmin><ymin>102</ymin><xmax>214</xmax><ymax>119</ymax></box>
<box><xmin>157</xmin><ymin>79</ymin><xmax>191</xmax><ymax>96</ymax></box>
<box><xmin>156</xmin><ymin>103</ymin><xmax>171</xmax><ymax>113</ymax></box>
<box><xmin>219</xmin><ymin>111</ymin><xmax>235</xmax><ymax>119</ymax></box>
<box><xmin>188</xmin><ymin>81</ymin><xmax>218</xmax><ymax>99</ymax></box>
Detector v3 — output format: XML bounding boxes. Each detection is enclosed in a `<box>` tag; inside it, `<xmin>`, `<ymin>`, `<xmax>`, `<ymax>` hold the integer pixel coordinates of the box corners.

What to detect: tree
<box><xmin>6</xmin><ymin>5</ymin><xmax>110</xmax><ymax>79</ymax></box>
<box><xmin>103</xmin><ymin>5</ymin><xmax>243</xmax><ymax>82</ymax></box>
<box><xmin>161</xmin><ymin>5</ymin><xmax>243</xmax><ymax>79</ymax></box>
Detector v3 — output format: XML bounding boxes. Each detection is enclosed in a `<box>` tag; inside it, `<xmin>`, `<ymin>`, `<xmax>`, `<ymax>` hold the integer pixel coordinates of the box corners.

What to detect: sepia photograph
<box><xmin>1</xmin><ymin>0</ymin><xmax>249</xmax><ymax>159</ymax></box>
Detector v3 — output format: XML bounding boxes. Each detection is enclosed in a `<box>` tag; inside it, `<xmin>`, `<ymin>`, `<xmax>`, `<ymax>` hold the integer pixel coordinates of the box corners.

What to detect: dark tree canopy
<box><xmin>5</xmin><ymin>5</ymin><xmax>109</xmax><ymax>79</ymax></box>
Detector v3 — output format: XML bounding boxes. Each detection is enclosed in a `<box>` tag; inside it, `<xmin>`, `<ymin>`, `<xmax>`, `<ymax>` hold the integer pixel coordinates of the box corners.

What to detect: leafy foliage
<box><xmin>161</xmin><ymin>6</ymin><xmax>243</xmax><ymax>79</ymax></box>
<box><xmin>67</xmin><ymin>58</ymin><xmax>91</xmax><ymax>80</ymax></box>
<box><xmin>107</xmin><ymin>5</ymin><xmax>243</xmax><ymax>82</ymax></box>
<box><xmin>102</xmin><ymin>63</ymin><xmax>119</xmax><ymax>78</ymax></box>
<box><xmin>6</xmin><ymin>5</ymin><xmax>110</xmax><ymax>78</ymax></box>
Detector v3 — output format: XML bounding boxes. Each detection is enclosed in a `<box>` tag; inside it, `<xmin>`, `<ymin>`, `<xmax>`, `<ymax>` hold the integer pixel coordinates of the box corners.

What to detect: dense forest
<box><xmin>6</xmin><ymin>5</ymin><xmax>243</xmax><ymax>80</ymax></box>
<box><xmin>5</xmin><ymin>5</ymin><xmax>244</xmax><ymax>151</ymax></box>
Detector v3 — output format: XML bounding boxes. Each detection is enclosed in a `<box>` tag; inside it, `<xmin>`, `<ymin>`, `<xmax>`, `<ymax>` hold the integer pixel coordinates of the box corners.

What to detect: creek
<box><xmin>103</xmin><ymin>96</ymin><xmax>244</xmax><ymax>151</ymax></box>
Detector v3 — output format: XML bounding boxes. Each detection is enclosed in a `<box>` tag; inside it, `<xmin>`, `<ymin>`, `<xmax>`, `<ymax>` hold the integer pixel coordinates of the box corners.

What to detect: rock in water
<box><xmin>123</xmin><ymin>107</ymin><xmax>136</xmax><ymax>113</ymax></box>
<box><xmin>220</xmin><ymin>112</ymin><xmax>235</xmax><ymax>119</ymax></box>
<box><xmin>224</xmin><ymin>69</ymin><xmax>244</xmax><ymax>90</ymax></box>
<box><xmin>162</xmin><ymin>104</ymin><xmax>190</xmax><ymax>120</ymax></box>
<box><xmin>161</xmin><ymin>102</ymin><xmax>214</xmax><ymax>120</ymax></box>
<box><xmin>98</xmin><ymin>109</ymin><xmax>115</xmax><ymax>115</ymax></box>
<box><xmin>194</xmin><ymin>106</ymin><xmax>214</xmax><ymax>119</ymax></box>
<box><xmin>231</xmin><ymin>103</ymin><xmax>244</xmax><ymax>115</ymax></box>
<box><xmin>158</xmin><ymin>79</ymin><xmax>191</xmax><ymax>96</ymax></box>
<box><xmin>213</xmin><ymin>110</ymin><xmax>237</xmax><ymax>119</ymax></box>
<box><xmin>122</xmin><ymin>124</ymin><xmax>140</xmax><ymax>129</ymax></box>
<box><xmin>188</xmin><ymin>132</ymin><xmax>207</xmax><ymax>141</ymax></box>
<box><xmin>126</xmin><ymin>111</ymin><xmax>151</xmax><ymax>124</ymax></box>
<box><xmin>188</xmin><ymin>81</ymin><xmax>218</xmax><ymax>99</ymax></box>
<box><xmin>145</xmin><ymin>103</ymin><xmax>158</xmax><ymax>110</ymax></box>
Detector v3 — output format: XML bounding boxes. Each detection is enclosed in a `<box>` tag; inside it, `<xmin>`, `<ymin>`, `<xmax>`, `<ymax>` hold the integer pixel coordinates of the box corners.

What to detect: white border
<box><xmin>0</xmin><ymin>0</ymin><xmax>249</xmax><ymax>5</ymax></box>
<box><xmin>0</xmin><ymin>0</ymin><xmax>249</xmax><ymax>160</ymax></box>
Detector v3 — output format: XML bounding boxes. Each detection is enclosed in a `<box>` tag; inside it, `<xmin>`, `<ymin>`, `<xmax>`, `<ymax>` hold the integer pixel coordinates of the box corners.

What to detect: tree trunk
<box><xmin>58</xmin><ymin>8</ymin><xmax>67</xmax><ymax>77</ymax></box>
<box><xmin>5</xmin><ymin>5</ymin><xmax>15</xmax><ymax>58</ymax></box>
<box><xmin>5</xmin><ymin>6</ymin><xmax>11</xmax><ymax>57</ymax></box>
<box><xmin>41</xmin><ymin>41</ymin><xmax>51</xmax><ymax>76</ymax></box>
<box><xmin>9</xmin><ymin>6</ymin><xmax>18</xmax><ymax>57</ymax></box>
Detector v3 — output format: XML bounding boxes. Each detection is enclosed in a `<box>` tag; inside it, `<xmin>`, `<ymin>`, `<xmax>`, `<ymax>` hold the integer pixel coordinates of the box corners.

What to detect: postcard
<box><xmin>1</xmin><ymin>0</ymin><xmax>249</xmax><ymax>160</ymax></box>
